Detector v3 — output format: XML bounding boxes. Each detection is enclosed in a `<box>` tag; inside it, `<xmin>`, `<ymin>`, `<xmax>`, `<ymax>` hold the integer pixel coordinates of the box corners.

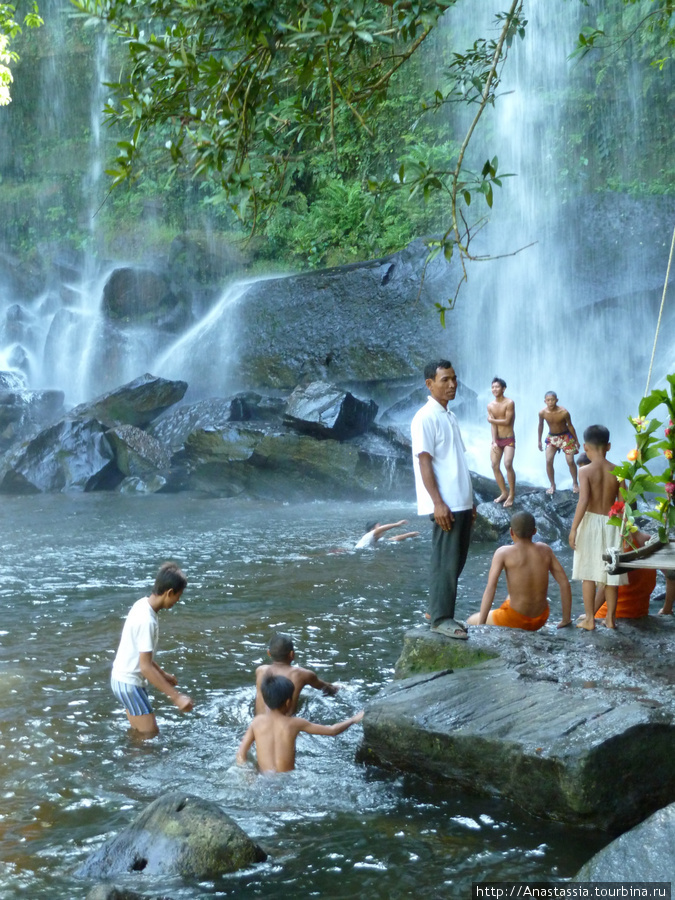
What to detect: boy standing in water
<box><xmin>111</xmin><ymin>562</ymin><xmax>193</xmax><ymax>736</ymax></box>
<box><xmin>487</xmin><ymin>376</ymin><xmax>516</xmax><ymax>508</ymax></box>
<box><xmin>467</xmin><ymin>511</ymin><xmax>572</xmax><ymax>630</ymax></box>
<box><xmin>238</xmin><ymin>674</ymin><xmax>363</xmax><ymax>773</ymax></box>
<box><xmin>537</xmin><ymin>391</ymin><xmax>580</xmax><ymax>494</ymax></box>
<box><xmin>255</xmin><ymin>633</ymin><xmax>338</xmax><ymax>715</ymax></box>
<box><xmin>569</xmin><ymin>425</ymin><xmax>628</xmax><ymax>630</ymax></box>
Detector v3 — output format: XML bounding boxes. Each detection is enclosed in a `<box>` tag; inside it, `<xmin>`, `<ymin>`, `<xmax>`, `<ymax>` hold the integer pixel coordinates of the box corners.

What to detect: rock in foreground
<box><xmin>358</xmin><ymin>622</ymin><xmax>675</xmax><ymax>832</ymax></box>
<box><xmin>77</xmin><ymin>792</ymin><xmax>266</xmax><ymax>880</ymax></box>
<box><xmin>575</xmin><ymin>801</ymin><xmax>675</xmax><ymax>880</ymax></box>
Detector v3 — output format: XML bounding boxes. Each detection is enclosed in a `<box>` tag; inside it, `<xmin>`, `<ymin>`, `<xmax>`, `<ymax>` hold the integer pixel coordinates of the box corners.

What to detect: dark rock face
<box><xmin>358</xmin><ymin>622</ymin><xmax>675</xmax><ymax>832</ymax></box>
<box><xmin>284</xmin><ymin>381</ymin><xmax>378</xmax><ymax>440</ymax></box>
<box><xmin>228</xmin><ymin>239</ymin><xmax>460</xmax><ymax>390</ymax></box>
<box><xmin>0</xmin><ymin>388</ymin><xmax>64</xmax><ymax>450</ymax></box>
<box><xmin>70</xmin><ymin>374</ymin><xmax>188</xmax><ymax>429</ymax></box>
<box><xmin>575</xmin><ymin>802</ymin><xmax>675</xmax><ymax>880</ymax></box>
<box><xmin>77</xmin><ymin>792</ymin><xmax>266</xmax><ymax>880</ymax></box>
<box><xmin>0</xmin><ymin>418</ymin><xmax>117</xmax><ymax>493</ymax></box>
<box><xmin>101</xmin><ymin>268</ymin><xmax>189</xmax><ymax>332</ymax></box>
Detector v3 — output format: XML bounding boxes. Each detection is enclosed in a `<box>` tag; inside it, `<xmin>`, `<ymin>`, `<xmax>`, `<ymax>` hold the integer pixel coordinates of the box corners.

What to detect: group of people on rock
<box><xmin>410</xmin><ymin>358</ymin><xmax>675</xmax><ymax>640</ymax></box>
<box><xmin>108</xmin><ymin>357</ymin><xmax>675</xmax><ymax>774</ymax></box>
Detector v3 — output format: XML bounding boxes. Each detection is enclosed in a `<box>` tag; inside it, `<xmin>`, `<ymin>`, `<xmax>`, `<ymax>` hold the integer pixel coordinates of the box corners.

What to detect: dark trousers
<box><xmin>428</xmin><ymin>509</ymin><xmax>473</xmax><ymax>627</ymax></box>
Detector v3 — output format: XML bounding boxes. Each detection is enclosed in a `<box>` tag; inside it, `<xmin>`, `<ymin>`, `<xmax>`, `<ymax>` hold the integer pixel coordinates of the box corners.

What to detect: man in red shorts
<box><xmin>487</xmin><ymin>376</ymin><xmax>516</xmax><ymax>508</ymax></box>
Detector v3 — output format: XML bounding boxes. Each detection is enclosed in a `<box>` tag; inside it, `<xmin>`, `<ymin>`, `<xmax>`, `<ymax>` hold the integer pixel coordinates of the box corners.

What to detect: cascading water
<box><xmin>447</xmin><ymin>1</ymin><xmax>675</xmax><ymax>485</ymax></box>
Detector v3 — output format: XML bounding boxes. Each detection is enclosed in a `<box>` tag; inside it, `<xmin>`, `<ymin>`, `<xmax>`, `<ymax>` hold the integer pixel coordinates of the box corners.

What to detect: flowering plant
<box><xmin>610</xmin><ymin>375</ymin><xmax>675</xmax><ymax>544</ymax></box>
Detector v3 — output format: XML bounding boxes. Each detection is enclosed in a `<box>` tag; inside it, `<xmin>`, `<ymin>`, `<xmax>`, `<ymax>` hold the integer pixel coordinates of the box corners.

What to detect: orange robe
<box><xmin>595</xmin><ymin>567</ymin><xmax>656</xmax><ymax>619</ymax></box>
<box><xmin>491</xmin><ymin>597</ymin><xmax>549</xmax><ymax>631</ymax></box>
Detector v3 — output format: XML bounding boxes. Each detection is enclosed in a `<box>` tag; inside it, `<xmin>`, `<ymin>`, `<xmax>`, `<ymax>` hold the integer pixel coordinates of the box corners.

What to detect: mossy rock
<box><xmin>394</xmin><ymin>628</ymin><xmax>499</xmax><ymax>679</ymax></box>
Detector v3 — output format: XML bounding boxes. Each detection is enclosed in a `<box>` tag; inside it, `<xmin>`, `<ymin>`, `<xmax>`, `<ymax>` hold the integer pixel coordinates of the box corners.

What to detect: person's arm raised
<box><xmin>299</xmin><ymin>711</ymin><xmax>364</xmax><ymax>737</ymax></box>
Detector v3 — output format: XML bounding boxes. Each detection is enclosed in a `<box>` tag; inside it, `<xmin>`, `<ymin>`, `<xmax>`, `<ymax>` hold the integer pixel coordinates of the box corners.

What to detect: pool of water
<box><xmin>0</xmin><ymin>493</ymin><xmax>607</xmax><ymax>899</ymax></box>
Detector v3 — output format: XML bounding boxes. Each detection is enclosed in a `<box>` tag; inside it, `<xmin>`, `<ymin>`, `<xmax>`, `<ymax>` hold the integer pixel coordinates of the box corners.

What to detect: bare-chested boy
<box><xmin>237</xmin><ymin>674</ymin><xmax>363</xmax><ymax>773</ymax></box>
<box><xmin>569</xmin><ymin>425</ymin><xmax>628</xmax><ymax>630</ymax></box>
<box><xmin>487</xmin><ymin>376</ymin><xmax>516</xmax><ymax>508</ymax></box>
<box><xmin>255</xmin><ymin>633</ymin><xmax>338</xmax><ymax>715</ymax></box>
<box><xmin>467</xmin><ymin>511</ymin><xmax>572</xmax><ymax>630</ymax></box>
<box><xmin>537</xmin><ymin>391</ymin><xmax>580</xmax><ymax>494</ymax></box>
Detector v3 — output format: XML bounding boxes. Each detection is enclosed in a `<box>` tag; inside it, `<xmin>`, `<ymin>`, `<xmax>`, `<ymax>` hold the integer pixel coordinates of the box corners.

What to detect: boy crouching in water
<box><xmin>255</xmin><ymin>633</ymin><xmax>338</xmax><ymax>715</ymax></box>
<box><xmin>467</xmin><ymin>511</ymin><xmax>572</xmax><ymax>630</ymax></box>
<box><xmin>237</xmin><ymin>675</ymin><xmax>363</xmax><ymax>774</ymax></box>
<box><xmin>569</xmin><ymin>424</ymin><xmax>628</xmax><ymax>630</ymax></box>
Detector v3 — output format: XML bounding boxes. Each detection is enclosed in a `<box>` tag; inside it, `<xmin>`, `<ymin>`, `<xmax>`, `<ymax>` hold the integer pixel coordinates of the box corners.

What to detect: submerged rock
<box><xmin>69</xmin><ymin>374</ymin><xmax>188</xmax><ymax>429</ymax></box>
<box><xmin>284</xmin><ymin>381</ymin><xmax>377</xmax><ymax>440</ymax></box>
<box><xmin>77</xmin><ymin>791</ymin><xmax>266</xmax><ymax>880</ymax></box>
<box><xmin>358</xmin><ymin>622</ymin><xmax>675</xmax><ymax>832</ymax></box>
<box><xmin>575</xmin><ymin>801</ymin><xmax>675</xmax><ymax>880</ymax></box>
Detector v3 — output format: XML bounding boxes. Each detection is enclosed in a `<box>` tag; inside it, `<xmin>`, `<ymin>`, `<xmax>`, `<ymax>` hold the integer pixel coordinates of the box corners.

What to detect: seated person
<box><xmin>354</xmin><ymin>519</ymin><xmax>420</xmax><ymax>549</ymax></box>
<box><xmin>237</xmin><ymin>674</ymin><xmax>363</xmax><ymax>774</ymax></box>
<box><xmin>467</xmin><ymin>511</ymin><xmax>572</xmax><ymax>630</ymax></box>
<box><xmin>255</xmin><ymin>633</ymin><xmax>338</xmax><ymax>715</ymax></box>
<box><xmin>593</xmin><ymin>533</ymin><xmax>675</xmax><ymax>619</ymax></box>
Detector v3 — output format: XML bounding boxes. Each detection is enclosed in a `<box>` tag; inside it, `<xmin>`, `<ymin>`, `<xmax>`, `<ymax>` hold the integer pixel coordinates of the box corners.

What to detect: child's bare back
<box><xmin>238</xmin><ymin>674</ymin><xmax>363</xmax><ymax>773</ymax></box>
<box><xmin>578</xmin><ymin>457</ymin><xmax>621</xmax><ymax>515</ymax></box>
<box><xmin>501</xmin><ymin>541</ymin><xmax>558</xmax><ymax>618</ymax></box>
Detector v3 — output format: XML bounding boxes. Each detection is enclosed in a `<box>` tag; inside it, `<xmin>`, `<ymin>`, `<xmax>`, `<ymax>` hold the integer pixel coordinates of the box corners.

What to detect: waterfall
<box><xmin>445</xmin><ymin>1</ymin><xmax>674</xmax><ymax>486</ymax></box>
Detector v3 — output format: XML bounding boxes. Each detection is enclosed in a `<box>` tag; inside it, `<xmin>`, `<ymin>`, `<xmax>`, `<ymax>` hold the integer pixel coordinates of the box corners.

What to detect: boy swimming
<box><xmin>255</xmin><ymin>633</ymin><xmax>338</xmax><ymax>715</ymax></box>
<box><xmin>237</xmin><ymin>674</ymin><xmax>363</xmax><ymax>773</ymax></box>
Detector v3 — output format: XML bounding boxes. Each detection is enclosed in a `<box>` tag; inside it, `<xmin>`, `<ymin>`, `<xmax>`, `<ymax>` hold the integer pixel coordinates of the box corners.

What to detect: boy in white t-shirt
<box><xmin>111</xmin><ymin>561</ymin><xmax>193</xmax><ymax>736</ymax></box>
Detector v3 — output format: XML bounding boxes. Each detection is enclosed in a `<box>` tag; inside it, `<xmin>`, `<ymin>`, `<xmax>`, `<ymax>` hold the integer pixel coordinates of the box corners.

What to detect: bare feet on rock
<box><xmin>493</xmin><ymin>493</ymin><xmax>508</xmax><ymax>504</ymax></box>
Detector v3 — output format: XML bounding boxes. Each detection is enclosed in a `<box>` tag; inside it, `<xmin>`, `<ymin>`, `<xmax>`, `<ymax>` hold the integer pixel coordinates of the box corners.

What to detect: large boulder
<box><xmin>284</xmin><ymin>382</ymin><xmax>377</xmax><ymax>440</ymax></box>
<box><xmin>101</xmin><ymin>267</ymin><xmax>189</xmax><ymax>331</ymax></box>
<box><xmin>0</xmin><ymin>388</ymin><xmax>65</xmax><ymax>449</ymax></box>
<box><xmin>358</xmin><ymin>622</ymin><xmax>675</xmax><ymax>832</ymax></box>
<box><xmin>0</xmin><ymin>418</ymin><xmax>119</xmax><ymax>493</ymax></box>
<box><xmin>77</xmin><ymin>791</ymin><xmax>266</xmax><ymax>880</ymax></box>
<box><xmin>69</xmin><ymin>374</ymin><xmax>188</xmax><ymax>429</ymax></box>
<box><xmin>575</xmin><ymin>802</ymin><xmax>675</xmax><ymax>880</ymax></box>
<box><xmin>107</xmin><ymin>425</ymin><xmax>172</xmax><ymax>479</ymax></box>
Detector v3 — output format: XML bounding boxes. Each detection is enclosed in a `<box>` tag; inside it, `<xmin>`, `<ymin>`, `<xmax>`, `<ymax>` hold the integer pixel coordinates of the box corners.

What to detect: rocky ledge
<box><xmin>357</xmin><ymin>616</ymin><xmax>675</xmax><ymax>833</ymax></box>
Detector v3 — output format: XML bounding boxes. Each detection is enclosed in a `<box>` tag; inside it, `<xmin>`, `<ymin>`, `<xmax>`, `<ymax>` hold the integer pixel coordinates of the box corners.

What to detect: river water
<box><xmin>0</xmin><ymin>494</ymin><xmax>607</xmax><ymax>899</ymax></box>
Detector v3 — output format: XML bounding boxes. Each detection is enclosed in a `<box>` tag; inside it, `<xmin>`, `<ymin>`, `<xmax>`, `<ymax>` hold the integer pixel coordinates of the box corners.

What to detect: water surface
<box><xmin>0</xmin><ymin>494</ymin><xmax>605</xmax><ymax>898</ymax></box>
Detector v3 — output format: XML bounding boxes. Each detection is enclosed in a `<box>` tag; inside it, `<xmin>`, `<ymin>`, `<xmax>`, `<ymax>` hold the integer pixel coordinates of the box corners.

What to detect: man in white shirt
<box><xmin>411</xmin><ymin>360</ymin><xmax>475</xmax><ymax>639</ymax></box>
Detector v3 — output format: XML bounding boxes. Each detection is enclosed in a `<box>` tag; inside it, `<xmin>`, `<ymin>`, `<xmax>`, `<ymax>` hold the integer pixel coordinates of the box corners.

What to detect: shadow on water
<box><xmin>0</xmin><ymin>494</ymin><xmax>606</xmax><ymax>899</ymax></box>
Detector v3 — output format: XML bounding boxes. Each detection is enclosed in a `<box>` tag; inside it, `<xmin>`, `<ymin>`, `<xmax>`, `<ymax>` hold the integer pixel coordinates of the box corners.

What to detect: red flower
<box><xmin>609</xmin><ymin>501</ymin><xmax>625</xmax><ymax>517</ymax></box>
<box><xmin>666</xmin><ymin>482</ymin><xmax>675</xmax><ymax>496</ymax></box>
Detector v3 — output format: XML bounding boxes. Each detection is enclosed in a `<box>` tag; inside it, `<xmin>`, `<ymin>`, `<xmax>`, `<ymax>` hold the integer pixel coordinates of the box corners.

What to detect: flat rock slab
<box><xmin>359</xmin><ymin>623</ymin><xmax>675</xmax><ymax>832</ymax></box>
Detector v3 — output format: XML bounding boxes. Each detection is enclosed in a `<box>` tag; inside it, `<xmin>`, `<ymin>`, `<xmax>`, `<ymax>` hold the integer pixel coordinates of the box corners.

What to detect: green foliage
<box><xmin>0</xmin><ymin>0</ymin><xmax>43</xmax><ymax>104</ymax></box>
<box><xmin>610</xmin><ymin>377</ymin><xmax>675</xmax><ymax>544</ymax></box>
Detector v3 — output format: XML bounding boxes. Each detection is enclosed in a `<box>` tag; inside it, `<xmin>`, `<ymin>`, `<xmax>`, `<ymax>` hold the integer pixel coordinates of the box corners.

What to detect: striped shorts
<box><xmin>111</xmin><ymin>676</ymin><xmax>153</xmax><ymax>716</ymax></box>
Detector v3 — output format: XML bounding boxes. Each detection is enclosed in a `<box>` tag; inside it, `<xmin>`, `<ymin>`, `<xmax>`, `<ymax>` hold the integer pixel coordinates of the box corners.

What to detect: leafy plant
<box><xmin>609</xmin><ymin>375</ymin><xmax>675</xmax><ymax>544</ymax></box>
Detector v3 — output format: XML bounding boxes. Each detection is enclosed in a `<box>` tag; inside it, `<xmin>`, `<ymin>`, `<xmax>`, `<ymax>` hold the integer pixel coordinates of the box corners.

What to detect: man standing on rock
<box><xmin>411</xmin><ymin>360</ymin><xmax>476</xmax><ymax>639</ymax></box>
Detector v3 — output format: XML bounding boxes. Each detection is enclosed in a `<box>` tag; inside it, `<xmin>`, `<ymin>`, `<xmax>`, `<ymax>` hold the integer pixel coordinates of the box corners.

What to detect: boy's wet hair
<box><xmin>424</xmin><ymin>359</ymin><xmax>453</xmax><ymax>381</ymax></box>
<box><xmin>268</xmin><ymin>632</ymin><xmax>294</xmax><ymax>661</ymax></box>
<box><xmin>576</xmin><ymin>452</ymin><xmax>590</xmax><ymax>467</ymax></box>
<box><xmin>154</xmin><ymin>562</ymin><xmax>187</xmax><ymax>595</ymax></box>
<box><xmin>510</xmin><ymin>511</ymin><xmax>536</xmax><ymax>539</ymax></box>
<box><xmin>365</xmin><ymin>521</ymin><xmax>378</xmax><ymax>533</ymax></box>
<box><xmin>492</xmin><ymin>376</ymin><xmax>507</xmax><ymax>389</ymax></box>
<box><xmin>583</xmin><ymin>424</ymin><xmax>610</xmax><ymax>446</ymax></box>
<box><xmin>261</xmin><ymin>674</ymin><xmax>294</xmax><ymax>710</ymax></box>
<box><xmin>545</xmin><ymin>390</ymin><xmax>558</xmax><ymax>399</ymax></box>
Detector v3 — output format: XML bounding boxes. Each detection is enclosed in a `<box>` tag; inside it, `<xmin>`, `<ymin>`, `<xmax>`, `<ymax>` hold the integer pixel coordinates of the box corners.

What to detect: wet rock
<box><xmin>76</xmin><ymin>791</ymin><xmax>266</xmax><ymax>880</ymax></box>
<box><xmin>284</xmin><ymin>381</ymin><xmax>377</xmax><ymax>440</ymax></box>
<box><xmin>148</xmin><ymin>395</ymin><xmax>285</xmax><ymax>454</ymax></box>
<box><xmin>69</xmin><ymin>374</ymin><xmax>188</xmax><ymax>429</ymax></box>
<box><xmin>107</xmin><ymin>425</ymin><xmax>171</xmax><ymax>480</ymax></box>
<box><xmin>86</xmin><ymin>885</ymin><xmax>172</xmax><ymax>900</ymax></box>
<box><xmin>359</xmin><ymin>622</ymin><xmax>675</xmax><ymax>832</ymax></box>
<box><xmin>0</xmin><ymin>370</ymin><xmax>27</xmax><ymax>390</ymax></box>
<box><xmin>0</xmin><ymin>388</ymin><xmax>65</xmax><ymax>449</ymax></box>
<box><xmin>0</xmin><ymin>418</ymin><xmax>119</xmax><ymax>493</ymax></box>
<box><xmin>101</xmin><ymin>267</ymin><xmax>189</xmax><ymax>331</ymax></box>
<box><xmin>117</xmin><ymin>475</ymin><xmax>168</xmax><ymax>494</ymax></box>
<box><xmin>350</xmin><ymin>430</ymin><xmax>414</xmax><ymax>497</ymax></box>
<box><xmin>575</xmin><ymin>801</ymin><xmax>675</xmax><ymax>880</ymax></box>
